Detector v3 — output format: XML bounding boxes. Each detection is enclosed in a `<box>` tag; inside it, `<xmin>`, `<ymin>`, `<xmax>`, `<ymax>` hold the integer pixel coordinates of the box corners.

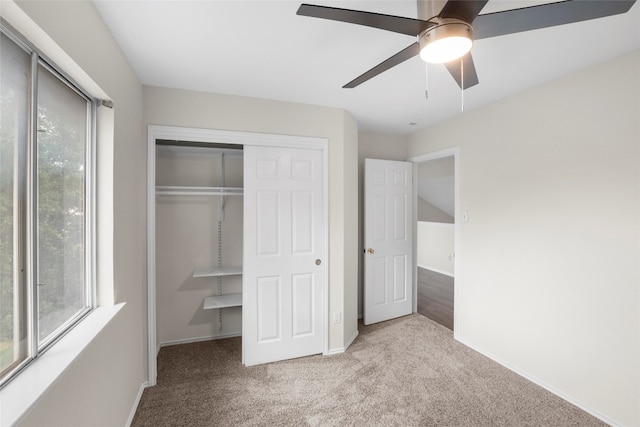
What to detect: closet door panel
<box><xmin>291</xmin><ymin>191</ymin><xmax>313</xmax><ymax>255</ymax></box>
<box><xmin>243</xmin><ymin>145</ymin><xmax>324</xmax><ymax>366</ymax></box>
<box><xmin>292</xmin><ymin>273</ymin><xmax>314</xmax><ymax>337</ymax></box>
<box><xmin>256</xmin><ymin>276</ymin><xmax>281</xmax><ymax>342</ymax></box>
<box><xmin>256</xmin><ymin>192</ymin><xmax>280</xmax><ymax>256</ymax></box>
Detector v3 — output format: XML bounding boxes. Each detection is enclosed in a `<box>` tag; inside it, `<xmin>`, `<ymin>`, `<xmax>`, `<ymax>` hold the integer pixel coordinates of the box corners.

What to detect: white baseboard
<box><xmin>159</xmin><ymin>332</ymin><xmax>242</xmax><ymax>349</ymax></box>
<box><xmin>125</xmin><ymin>381</ymin><xmax>148</xmax><ymax>427</ymax></box>
<box><xmin>455</xmin><ymin>335</ymin><xmax>621</xmax><ymax>427</ymax></box>
<box><xmin>326</xmin><ymin>329</ymin><xmax>359</xmax><ymax>355</ymax></box>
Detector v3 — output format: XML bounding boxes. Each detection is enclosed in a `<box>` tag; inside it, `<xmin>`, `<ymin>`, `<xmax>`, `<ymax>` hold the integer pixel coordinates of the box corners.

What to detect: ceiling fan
<box><xmin>297</xmin><ymin>0</ymin><xmax>637</xmax><ymax>90</ymax></box>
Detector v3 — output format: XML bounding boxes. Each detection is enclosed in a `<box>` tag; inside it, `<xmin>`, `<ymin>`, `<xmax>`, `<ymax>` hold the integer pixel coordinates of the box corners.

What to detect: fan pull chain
<box><xmin>425</xmin><ymin>63</ymin><xmax>429</xmax><ymax>99</ymax></box>
<box><xmin>461</xmin><ymin>57</ymin><xmax>465</xmax><ymax>112</ymax></box>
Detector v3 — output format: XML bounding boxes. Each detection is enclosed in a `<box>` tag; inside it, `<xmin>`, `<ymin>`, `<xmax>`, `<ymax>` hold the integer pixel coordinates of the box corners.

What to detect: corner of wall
<box><xmin>342</xmin><ymin>111</ymin><xmax>359</xmax><ymax>349</ymax></box>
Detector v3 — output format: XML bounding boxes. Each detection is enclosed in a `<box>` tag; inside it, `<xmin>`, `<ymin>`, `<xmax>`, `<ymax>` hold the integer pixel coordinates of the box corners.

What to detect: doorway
<box><xmin>409</xmin><ymin>149</ymin><xmax>458</xmax><ymax>331</ymax></box>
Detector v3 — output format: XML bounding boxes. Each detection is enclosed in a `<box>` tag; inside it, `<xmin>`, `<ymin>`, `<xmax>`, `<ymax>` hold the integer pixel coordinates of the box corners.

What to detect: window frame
<box><xmin>0</xmin><ymin>21</ymin><xmax>96</xmax><ymax>389</ymax></box>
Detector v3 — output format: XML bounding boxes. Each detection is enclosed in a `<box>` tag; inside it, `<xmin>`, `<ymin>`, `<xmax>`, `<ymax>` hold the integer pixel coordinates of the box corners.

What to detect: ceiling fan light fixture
<box><xmin>419</xmin><ymin>19</ymin><xmax>473</xmax><ymax>64</ymax></box>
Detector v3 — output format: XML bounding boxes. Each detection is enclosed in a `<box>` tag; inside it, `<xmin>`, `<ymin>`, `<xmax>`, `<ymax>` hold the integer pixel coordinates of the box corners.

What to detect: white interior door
<box><xmin>364</xmin><ymin>158</ymin><xmax>413</xmax><ymax>325</ymax></box>
<box><xmin>243</xmin><ymin>145</ymin><xmax>325</xmax><ymax>366</ymax></box>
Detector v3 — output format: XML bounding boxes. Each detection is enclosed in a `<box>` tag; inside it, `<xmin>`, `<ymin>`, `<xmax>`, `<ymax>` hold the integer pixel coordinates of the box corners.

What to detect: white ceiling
<box><xmin>93</xmin><ymin>0</ymin><xmax>640</xmax><ymax>135</ymax></box>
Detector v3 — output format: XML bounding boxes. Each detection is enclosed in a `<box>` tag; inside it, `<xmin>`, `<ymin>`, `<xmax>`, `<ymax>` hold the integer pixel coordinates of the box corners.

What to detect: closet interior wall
<box><xmin>155</xmin><ymin>144</ymin><xmax>243</xmax><ymax>345</ymax></box>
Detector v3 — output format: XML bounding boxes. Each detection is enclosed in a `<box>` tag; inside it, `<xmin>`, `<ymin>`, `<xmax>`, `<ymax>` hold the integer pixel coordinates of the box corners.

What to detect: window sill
<box><xmin>0</xmin><ymin>303</ymin><xmax>125</xmax><ymax>427</ymax></box>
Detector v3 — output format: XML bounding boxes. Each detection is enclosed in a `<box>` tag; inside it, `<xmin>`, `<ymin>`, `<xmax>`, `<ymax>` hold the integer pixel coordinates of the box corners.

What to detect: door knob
<box><xmin>315</xmin><ymin>259</ymin><xmax>322</xmax><ymax>265</ymax></box>
<box><xmin>367</xmin><ymin>248</ymin><xmax>375</xmax><ymax>254</ymax></box>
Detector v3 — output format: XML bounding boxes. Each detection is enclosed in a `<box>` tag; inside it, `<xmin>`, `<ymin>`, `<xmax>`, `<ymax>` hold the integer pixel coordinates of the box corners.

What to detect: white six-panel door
<box><xmin>243</xmin><ymin>145</ymin><xmax>325</xmax><ymax>366</ymax></box>
<box><xmin>364</xmin><ymin>159</ymin><xmax>413</xmax><ymax>325</ymax></box>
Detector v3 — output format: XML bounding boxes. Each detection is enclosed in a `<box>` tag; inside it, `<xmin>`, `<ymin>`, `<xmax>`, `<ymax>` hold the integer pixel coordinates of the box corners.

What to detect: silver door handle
<box><xmin>315</xmin><ymin>259</ymin><xmax>322</xmax><ymax>265</ymax></box>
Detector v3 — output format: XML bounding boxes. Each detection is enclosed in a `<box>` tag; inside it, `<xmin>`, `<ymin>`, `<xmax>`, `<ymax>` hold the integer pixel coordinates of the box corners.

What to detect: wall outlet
<box><xmin>333</xmin><ymin>312</ymin><xmax>342</xmax><ymax>324</ymax></box>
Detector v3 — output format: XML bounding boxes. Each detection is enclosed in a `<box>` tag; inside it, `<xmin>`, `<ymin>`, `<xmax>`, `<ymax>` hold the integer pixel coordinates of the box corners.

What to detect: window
<box><xmin>0</xmin><ymin>25</ymin><xmax>94</xmax><ymax>387</ymax></box>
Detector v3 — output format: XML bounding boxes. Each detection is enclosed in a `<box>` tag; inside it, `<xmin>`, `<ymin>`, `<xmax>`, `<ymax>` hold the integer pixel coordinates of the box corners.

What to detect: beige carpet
<box><xmin>132</xmin><ymin>314</ymin><xmax>605</xmax><ymax>426</ymax></box>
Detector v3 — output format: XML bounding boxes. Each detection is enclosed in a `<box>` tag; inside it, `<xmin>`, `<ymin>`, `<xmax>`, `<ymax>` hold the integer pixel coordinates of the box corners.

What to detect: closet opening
<box><xmin>147</xmin><ymin>125</ymin><xmax>330</xmax><ymax>385</ymax></box>
<box><xmin>154</xmin><ymin>139</ymin><xmax>244</xmax><ymax>351</ymax></box>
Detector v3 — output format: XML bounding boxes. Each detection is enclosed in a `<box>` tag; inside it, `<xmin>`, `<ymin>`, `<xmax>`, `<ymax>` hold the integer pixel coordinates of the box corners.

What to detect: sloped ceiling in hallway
<box><xmin>418</xmin><ymin>156</ymin><xmax>454</xmax><ymax>217</ymax></box>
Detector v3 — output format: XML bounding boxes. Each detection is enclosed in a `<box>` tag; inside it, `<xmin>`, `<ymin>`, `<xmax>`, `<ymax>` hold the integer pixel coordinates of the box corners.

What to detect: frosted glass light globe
<box><xmin>419</xmin><ymin>20</ymin><xmax>473</xmax><ymax>64</ymax></box>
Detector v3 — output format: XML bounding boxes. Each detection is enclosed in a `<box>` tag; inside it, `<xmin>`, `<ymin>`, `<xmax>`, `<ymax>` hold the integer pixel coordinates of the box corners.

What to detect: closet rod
<box><xmin>156</xmin><ymin>139</ymin><xmax>243</xmax><ymax>150</ymax></box>
<box><xmin>155</xmin><ymin>186</ymin><xmax>243</xmax><ymax>196</ymax></box>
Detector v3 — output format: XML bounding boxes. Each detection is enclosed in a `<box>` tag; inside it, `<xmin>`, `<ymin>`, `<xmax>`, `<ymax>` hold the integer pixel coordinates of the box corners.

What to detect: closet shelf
<box><xmin>155</xmin><ymin>186</ymin><xmax>243</xmax><ymax>196</ymax></box>
<box><xmin>204</xmin><ymin>294</ymin><xmax>242</xmax><ymax>310</ymax></box>
<box><xmin>193</xmin><ymin>266</ymin><xmax>242</xmax><ymax>278</ymax></box>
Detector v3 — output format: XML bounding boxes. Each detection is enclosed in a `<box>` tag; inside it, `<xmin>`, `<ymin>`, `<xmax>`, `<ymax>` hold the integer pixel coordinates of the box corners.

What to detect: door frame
<box><xmin>407</xmin><ymin>147</ymin><xmax>459</xmax><ymax>332</ymax></box>
<box><xmin>146</xmin><ymin>125</ymin><xmax>329</xmax><ymax>386</ymax></box>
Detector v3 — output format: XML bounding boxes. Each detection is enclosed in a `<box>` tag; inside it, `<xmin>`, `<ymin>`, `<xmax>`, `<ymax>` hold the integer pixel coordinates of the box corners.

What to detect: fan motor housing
<box><xmin>420</xmin><ymin>18</ymin><xmax>473</xmax><ymax>44</ymax></box>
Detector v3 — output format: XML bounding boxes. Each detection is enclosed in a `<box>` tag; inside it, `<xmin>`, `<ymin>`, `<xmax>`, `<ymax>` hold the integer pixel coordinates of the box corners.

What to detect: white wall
<box><xmin>408</xmin><ymin>51</ymin><xmax>640</xmax><ymax>426</ymax></box>
<box><xmin>417</xmin><ymin>222</ymin><xmax>454</xmax><ymax>276</ymax></box>
<box><xmin>357</xmin><ymin>131</ymin><xmax>409</xmax><ymax>316</ymax></box>
<box><xmin>7</xmin><ymin>0</ymin><xmax>147</xmax><ymax>425</ymax></box>
<box><xmin>144</xmin><ymin>86</ymin><xmax>359</xmax><ymax>352</ymax></box>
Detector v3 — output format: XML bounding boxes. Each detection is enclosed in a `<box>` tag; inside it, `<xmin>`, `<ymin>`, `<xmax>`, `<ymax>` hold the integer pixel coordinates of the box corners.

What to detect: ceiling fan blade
<box><xmin>296</xmin><ymin>4</ymin><xmax>435</xmax><ymax>36</ymax></box>
<box><xmin>343</xmin><ymin>43</ymin><xmax>421</xmax><ymax>88</ymax></box>
<box><xmin>444</xmin><ymin>52</ymin><xmax>479</xmax><ymax>90</ymax></box>
<box><xmin>438</xmin><ymin>0</ymin><xmax>489</xmax><ymax>23</ymax></box>
<box><xmin>473</xmin><ymin>0</ymin><xmax>637</xmax><ymax>40</ymax></box>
